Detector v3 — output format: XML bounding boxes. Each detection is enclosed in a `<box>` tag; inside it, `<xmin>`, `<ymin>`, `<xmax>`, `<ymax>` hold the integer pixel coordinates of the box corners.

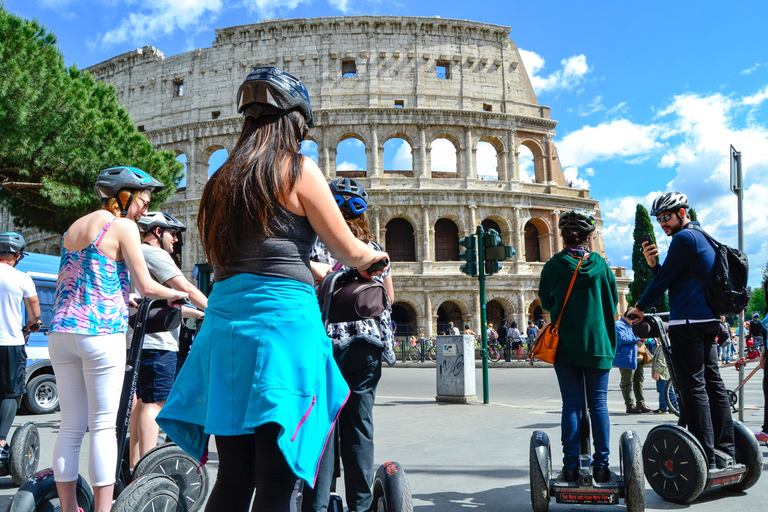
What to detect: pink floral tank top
<box><xmin>50</xmin><ymin>218</ymin><xmax>131</xmax><ymax>335</ymax></box>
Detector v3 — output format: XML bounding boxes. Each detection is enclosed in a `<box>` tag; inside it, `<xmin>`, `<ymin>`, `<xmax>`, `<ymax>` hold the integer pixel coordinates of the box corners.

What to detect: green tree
<box><xmin>746</xmin><ymin>287</ymin><xmax>765</xmax><ymax>318</ymax></box>
<box><xmin>630</xmin><ymin>204</ymin><xmax>668</xmax><ymax>311</ymax></box>
<box><xmin>0</xmin><ymin>7</ymin><xmax>183</xmax><ymax>233</ymax></box>
<box><xmin>689</xmin><ymin>207</ymin><xmax>698</xmax><ymax>221</ymax></box>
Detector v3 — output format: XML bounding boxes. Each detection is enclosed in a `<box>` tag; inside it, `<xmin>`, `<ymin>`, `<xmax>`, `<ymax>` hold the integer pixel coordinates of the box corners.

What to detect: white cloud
<box><xmin>519</xmin><ymin>49</ymin><xmax>591</xmax><ymax>94</ymax></box>
<box><xmin>563</xmin><ymin>167</ymin><xmax>590</xmax><ymax>189</ymax></box>
<box><xmin>741</xmin><ymin>85</ymin><xmax>768</xmax><ymax>106</ymax></box>
<box><xmin>430</xmin><ymin>139</ymin><xmax>457</xmax><ymax>172</ymax></box>
<box><xmin>391</xmin><ymin>140</ymin><xmax>413</xmax><ymax>171</ymax></box>
<box><xmin>741</xmin><ymin>63</ymin><xmax>761</xmax><ymax>75</ymax></box>
<box><xmin>337</xmin><ymin>161</ymin><xmax>361</xmax><ymax>171</ymax></box>
<box><xmin>585</xmin><ymin>168</ymin><xmax>595</xmax><ymax>177</ymax></box>
<box><xmin>476</xmin><ymin>141</ymin><xmax>498</xmax><ymax>180</ymax></box>
<box><xmin>243</xmin><ymin>0</ymin><xmax>311</xmax><ymax>17</ymax></box>
<box><xmin>557</xmin><ymin>118</ymin><xmax>662</xmax><ymax>168</ymax></box>
<box><xmin>518</xmin><ymin>145</ymin><xmax>534</xmax><ymax>182</ymax></box>
<box><xmin>95</xmin><ymin>0</ymin><xmax>223</xmax><ymax>48</ymax></box>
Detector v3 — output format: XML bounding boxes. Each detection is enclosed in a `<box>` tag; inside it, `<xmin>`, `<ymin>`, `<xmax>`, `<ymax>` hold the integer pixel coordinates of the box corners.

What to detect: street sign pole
<box><xmin>476</xmin><ymin>224</ymin><xmax>489</xmax><ymax>404</ymax></box>
<box><xmin>731</xmin><ymin>145</ymin><xmax>745</xmax><ymax>421</ymax></box>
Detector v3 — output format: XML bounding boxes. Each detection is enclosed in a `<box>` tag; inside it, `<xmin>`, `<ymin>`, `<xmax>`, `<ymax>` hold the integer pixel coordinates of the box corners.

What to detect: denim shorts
<box><xmin>136</xmin><ymin>349</ymin><xmax>177</xmax><ymax>403</ymax></box>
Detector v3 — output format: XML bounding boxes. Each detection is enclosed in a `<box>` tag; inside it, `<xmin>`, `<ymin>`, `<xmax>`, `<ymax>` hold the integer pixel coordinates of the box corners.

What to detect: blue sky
<box><xmin>10</xmin><ymin>0</ymin><xmax>768</xmax><ymax>285</ymax></box>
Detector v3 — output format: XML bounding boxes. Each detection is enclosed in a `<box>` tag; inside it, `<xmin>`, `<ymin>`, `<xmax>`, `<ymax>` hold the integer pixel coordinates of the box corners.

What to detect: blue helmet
<box><xmin>558</xmin><ymin>209</ymin><xmax>596</xmax><ymax>233</ymax></box>
<box><xmin>237</xmin><ymin>66</ymin><xmax>314</xmax><ymax>128</ymax></box>
<box><xmin>94</xmin><ymin>166</ymin><xmax>165</xmax><ymax>202</ymax></box>
<box><xmin>329</xmin><ymin>178</ymin><xmax>367</xmax><ymax>217</ymax></box>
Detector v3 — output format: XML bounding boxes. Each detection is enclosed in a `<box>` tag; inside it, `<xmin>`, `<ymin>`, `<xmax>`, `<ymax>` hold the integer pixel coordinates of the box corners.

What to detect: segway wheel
<box><xmin>112</xmin><ymin>474</ymin><xmax>181</xmax><ymax>512</ymax></box>
<box><xmin>131</xmin><ymin>443</ymin><xmax>210</xmax><ymax>512</ymax></box>
<box><xmin>371</xmin><ymin>461</ymin><xmax>413</xmax><ymax>512</ymax></box>
<box><xmin>9</xmin><ymin>470</ymin><xmax>93</xmax><ymax>512</ymax></box>
<box><xmin>729</xmin><ymin>420</ymin><xmax>762</xmax><ymax>491</ymax></box>
<box><xmin>619</xmin><ymin>431</ymin><xmax>645</xmax><ymax>512</ymax></box>
<box><xmin>529</xmin><ymin>432</ymin><xmax>550</xmax><ymax>512</ymax></box>
<box><xmin>664</xmin><ymin>380</ymin><xmax>680</xmax><ymax>417</ymax></box>
<box><xmin>9</xmin><ymin>423</ymin><xmax>40</xmax><ymax>486</ymax></box>
<box><xmin>643</xmin><ymin>425</ymin><xmax>706</xmax><ymax>504</ymax></box>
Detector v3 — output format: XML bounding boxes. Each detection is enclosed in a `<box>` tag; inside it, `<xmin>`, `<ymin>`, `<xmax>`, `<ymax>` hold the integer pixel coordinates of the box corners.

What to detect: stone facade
<box><xmin>23</xmin><ymin>16</ymin><xmax>629</xmax><ymax>336</ymax></box>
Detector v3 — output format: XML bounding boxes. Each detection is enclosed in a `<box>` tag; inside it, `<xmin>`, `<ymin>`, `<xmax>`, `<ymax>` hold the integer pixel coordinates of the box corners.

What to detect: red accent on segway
<box><xmin>555</xmin><ymin>489</ymin><xmax>619</xmax><ymax>505</ymax></box>
<box><xmin>383</xmin><ymin>461</ymin><xmax>399</xmax><ymax>475</ymax></box>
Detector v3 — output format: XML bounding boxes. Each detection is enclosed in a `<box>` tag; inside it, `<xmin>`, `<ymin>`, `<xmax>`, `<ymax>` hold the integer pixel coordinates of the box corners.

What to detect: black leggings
<box><xmin>0</xmin><ymin>398</ymin><xmax>17</xmax><ymax>442</ymax></box>
<box><xmin>206</xmin><ymin>423</ymin><xmax>303</xmax><ymax>512</ymax></box>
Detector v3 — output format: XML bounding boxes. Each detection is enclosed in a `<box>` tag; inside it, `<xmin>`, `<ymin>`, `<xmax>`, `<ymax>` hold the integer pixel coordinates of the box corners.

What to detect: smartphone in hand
<box><xmin>641</xmin><ymin>233</ymin><xmax>653</xmax><ymax>246</ymax></box>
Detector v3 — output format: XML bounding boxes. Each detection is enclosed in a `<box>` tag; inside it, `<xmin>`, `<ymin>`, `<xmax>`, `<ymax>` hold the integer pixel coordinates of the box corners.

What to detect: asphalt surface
<box><xmin>0</xmin><ymin>362</ymin><xmax>766</xmax><ymax>511</ymax></box>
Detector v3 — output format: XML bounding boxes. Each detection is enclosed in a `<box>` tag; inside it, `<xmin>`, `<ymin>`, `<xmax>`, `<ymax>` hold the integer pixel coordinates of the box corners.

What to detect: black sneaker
<box><xmin>560</xmin><ymin>467</ymin><xmax>578</xmax><ymax>483</ymax></box>
<box><xmin>0</xmin><ymin>445</ymin><xmax>8</xmax><ymax>464</ymax></box>
<box><xmin>626</xmin><ymin>406</ymin><xmax>641</xmax><ymax>414</ymax></box>
<box><xmin>593</xmin><ymin>466</ymin><xmax>611</xmax><ymax>483</ymax></box>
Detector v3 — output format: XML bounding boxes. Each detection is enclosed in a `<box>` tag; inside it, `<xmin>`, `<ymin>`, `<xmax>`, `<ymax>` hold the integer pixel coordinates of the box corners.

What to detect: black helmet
<box><xmin>558</xmin><ymin>209</ymin><xmax>596</xmax><ymax>233</ymax></box>
<box><xmin>94</xmin><ymin>167</ymin><xmax>165</xmax><ymax>201</ymax></box>
<box><xmin>0</xmin><ymin>232</ymin><xmax>26</xmax><ymax>255</ymax></box>
<box><xmin>237</xmin><ymin>66</ymin><xmax>314</xmax><ymax>128</ymax></box>
<box><xmin>650</xmin><ymin>191</ymin><xmax>689</xmax><ymax>217</ymax></box>
<box><xmin>137</xmin><ymin>212</ymin><xmax>187</xmax><ymax>235</ymax></box>
<box><xmin>329</xmin><ymin>178</ymin><xmax>367</xmax><ymax>217</ymax></box>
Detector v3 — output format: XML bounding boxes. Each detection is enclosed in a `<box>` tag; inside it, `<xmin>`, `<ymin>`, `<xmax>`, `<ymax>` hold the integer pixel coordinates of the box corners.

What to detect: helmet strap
<box><xmin>119</xmin><ymin>191</ymin><xmax>136</xmax><ymax>218</ymax></box>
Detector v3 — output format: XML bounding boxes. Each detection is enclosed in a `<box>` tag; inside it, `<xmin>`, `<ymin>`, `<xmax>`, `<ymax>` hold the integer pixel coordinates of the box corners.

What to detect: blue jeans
<box><xmin>553</xmin><ymin>364</ymin><xmax>610</xmax><ymax>470</ymax></box>
<box><xmin>656</xmin><ymin>379</ymin><xmax>677</xmax><ymax>411</ymax></box>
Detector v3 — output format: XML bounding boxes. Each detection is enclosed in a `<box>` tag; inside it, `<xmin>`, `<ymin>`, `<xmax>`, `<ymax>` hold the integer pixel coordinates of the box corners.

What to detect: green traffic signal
<box><xmin>483</xmin><ymin>229</ymin><xmax>501</xmax><ymax>247</ymax></box>
<box><xmin>459</xmin><ymin>235</ymin><xmax>478</xmax><ymax>276</ymax></box>
<box><xmin>485</xmin><ymin>260</ymin><xmax>503</xmax><ymax>276</ymax></box>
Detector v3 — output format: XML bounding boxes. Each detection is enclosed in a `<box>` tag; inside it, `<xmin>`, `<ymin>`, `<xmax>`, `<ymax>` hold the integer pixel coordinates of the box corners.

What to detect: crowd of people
<box><xmin>2</xmin><ymin>64</ymin><xmax>767</xmax><ymax>510</ymax></box>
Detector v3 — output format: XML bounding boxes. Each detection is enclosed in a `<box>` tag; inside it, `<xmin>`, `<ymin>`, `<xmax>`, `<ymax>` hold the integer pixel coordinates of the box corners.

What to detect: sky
<box><xmin>9</xmin><ymin>0</ymin><xmax>768</xmax><ymax>285</ymax></box>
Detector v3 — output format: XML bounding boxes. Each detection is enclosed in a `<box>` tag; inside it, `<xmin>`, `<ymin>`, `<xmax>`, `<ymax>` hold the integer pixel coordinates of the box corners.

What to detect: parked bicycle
<box><xmin>474</xmin><ymin>339</ymin><xmax>502</xmax><ymax>362</ymax></box>
<box><xmin>408</xmin><ymin>337</ymin><xmax>436</xmax><ymax>362</ymax></box>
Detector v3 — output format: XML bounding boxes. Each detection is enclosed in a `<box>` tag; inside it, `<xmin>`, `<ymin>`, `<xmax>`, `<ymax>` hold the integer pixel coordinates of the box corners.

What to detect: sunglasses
<box><xmin>656</xmin><ymin>213</ymin><xmax>674</xmax><ymax>223</ymax></box>
<box><xmin>135</xmin><ymin>196</ymin><xmax>151</xmax><ymax>212</ymax></box>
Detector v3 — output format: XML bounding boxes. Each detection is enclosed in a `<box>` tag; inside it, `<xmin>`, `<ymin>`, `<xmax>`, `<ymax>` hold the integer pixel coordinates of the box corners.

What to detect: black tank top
<box><xmin>213</xmin><ymin>206</ymin><xmax>317</xmax><ymax>286</ymax></box>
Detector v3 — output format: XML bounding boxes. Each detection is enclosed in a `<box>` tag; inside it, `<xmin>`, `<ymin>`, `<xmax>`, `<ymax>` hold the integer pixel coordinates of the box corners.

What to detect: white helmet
<box><xmin>137</xmin><ymin>212</ymin><xmax>186</xmax><ymax>236</ymax></box>
<box><xmin>650</xmin><ymin>192</ymin><xmax>689</xmax><ymax>217</ymax></box>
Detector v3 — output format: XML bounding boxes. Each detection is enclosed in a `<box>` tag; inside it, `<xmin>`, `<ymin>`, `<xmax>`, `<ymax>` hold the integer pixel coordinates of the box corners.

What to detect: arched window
<box><xmin>481</xmin><ymin>219</ymin><xmax>501</xmax><ymax>235</ymax></box>
<box><xmin>434</xmin><ymin>219</ymin><xmax>459</xmax><ymax>261</ymax></box>
<box><xmin>430</xmin><ymin>138</ymin><xmax>458</xmax><ymax>174</ymax></box>
<box><xmin>300</xmin><ymin>140</ymin><xmax>318</xmax><ymax>164</ymax></box>
<box><xmin>383</xmin><ymin>138</ymin><xmax>413</xmax><ymax>175</ymax></box>
<box><xmin>175</xmin><ymin>153</ymin><xmax>187</xmax><ymax>189</ymax></box>
<box><xmin>486</xmin><ymin>300</ymin><xmax>506</xmax><ymax>333</ymax></box>
<box><xmin>518</xmin><ymin>144</ymin><xmax>535</xmax><ymax>183</ymax></box>
<box><xmin>336</xmin><ymin>138</ymin><xmax>366</xmax><ymax>176</ymax></box>
<box><xmin>391</xmin><ymin>302</ymin><xmax>418</xmax><ymax>340</ymax></box>
<box><xmin>208</xmin><ymin>148</ymin><xmax>228</xmax><ymax>178</ymax></box>
<box><xmin>524</xmin><ymin>222</ymin><xmax>541</xmax><ymax>262</ymax></box>
<box><xmin>437</xmin><ymin>302</ymin><xmax>464</xmax><ymax>335</ymax></box>
<box><xmin>477</xmin><ymin>141</ymin><xmax>499</xmax><ymax>181</ymax></box>
<box><xmin>385</xmin><ymin>218</ymin><xmax>416</xmax><ymax>262</ymax></box>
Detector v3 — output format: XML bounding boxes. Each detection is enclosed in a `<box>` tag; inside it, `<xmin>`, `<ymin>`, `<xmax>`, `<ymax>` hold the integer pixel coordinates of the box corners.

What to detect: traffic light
<box><xmin>482</xmin><ymin>229</ymin><xmax>515</xmax><ymax>276</ymax></box>
<box><xmin>459</xmin><ymin>235</ymin><xmax>478</xmax><ymax>277</ymax></box>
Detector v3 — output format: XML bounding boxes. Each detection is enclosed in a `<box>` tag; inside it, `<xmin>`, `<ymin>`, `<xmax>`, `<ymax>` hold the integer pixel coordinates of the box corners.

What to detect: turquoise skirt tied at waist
<box><xmin>156</xmin><ymin>273</ymin><xmax>350</xmax><ymax>487</ymax></box>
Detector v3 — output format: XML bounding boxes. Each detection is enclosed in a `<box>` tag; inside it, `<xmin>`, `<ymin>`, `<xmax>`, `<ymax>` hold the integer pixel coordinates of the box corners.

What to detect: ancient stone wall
<box><xmin>58</xmin><ymin>15</ymin><xmax>629</xmax><ymax>335</ymax></box>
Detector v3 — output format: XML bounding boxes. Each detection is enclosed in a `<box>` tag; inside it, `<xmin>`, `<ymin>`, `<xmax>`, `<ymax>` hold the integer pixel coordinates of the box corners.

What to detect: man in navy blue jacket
<box><xmin>627</xmin><ymin>192</ymin><xmax>734</xmax><ymax>470</ymax></box>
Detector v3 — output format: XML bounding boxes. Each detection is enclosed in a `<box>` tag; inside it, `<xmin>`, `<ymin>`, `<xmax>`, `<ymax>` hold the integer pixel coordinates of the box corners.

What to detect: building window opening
<box><xmin>436</xmin><ymin>61</ymin><xmax>450</xmax><ymax>80</ymax></box>
<box><xmin>342</xmin><ymin>60</ymin><xmax>357</xmax><ymax>78</ymax></box>
<box><xmin>137</xmin><ymin>126</ymin><xmax>145</xmax><ymax>132</ymax></box>
<box><xmin>483</xmin><ymin>103</ymin><xmax>492</xmax><ymax>112</ymax></box>
<box><xmin>174</xmin><ymin>80</ymin><xmax>184</xmax><ymax>97</ymax></box>
<box><xmin>394</xmin><ymin>99</ymin><xmax>404</xmax><ymax>108</ymax></box>
<box><xmin>211</xmin><ymin>111</ymin><xmax>220</xmax><ymax>120</ymax></box>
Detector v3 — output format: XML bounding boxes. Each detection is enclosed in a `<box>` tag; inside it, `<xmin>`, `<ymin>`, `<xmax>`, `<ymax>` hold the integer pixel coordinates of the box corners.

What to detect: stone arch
<box><xmin>202</xmin><ymin>144</ymin><xmax>228</xmax><ymax>179</ymax></box>
<box><xmin>434</xmin><ymin>217</ymin><xmax>460</xmax><ymax>261</ymax></box>
<box><xmin>436</xmin><ymin>300</ymin><xmax>466</xmax><ymax>335</ymax></box>
<box><xmin>430</xmin><ymin>137</ymin><xmax>459</xmax><ymax>175</ymax></box>
<box><xmin>529</xmin><ymin>298</ymin><xmax>547</xmax><ymax>324</ymax></box>
<box><xmin>517</xmin><ymin>138</ymin><xmax>546</xmax><ymax>184</ymax></box>
<box><xmin>49</xmin><ymin>244</ymin><xmax>61</xmax><ymax>257</ymax></box>
<box><xmin>300</xmin><ymin>140</ymin><xmax>319</xmax><ymax>164</ymax></box>
<box><xmin>175</xmin><ymin>153</ymin><xmax>188</xmax><ymax>190</ymax></box>
<box><xmin>486</xmin><ymin>299</ymin><xmax>506</xmax><ymax>332</ymax></box>
<box><xmin>383</xmin><ymin>137</ymin><xmax>413</xmax><ymax>173</ymax></box>
<box><xmin>481</xmin><ymin>218</ymin><xmax>502</xmax><ymax>235</ymax></box>
<box><xmin>385</xmin><ymin>217</ymin><xmax>416</xmax><ymax>262</ymax></box>
<box><xmin>476</xmin><ymin>140</ymin><xmax>499</xmax><ymax>181</ymax></box>
<box><xmin>336</xmin><ymin>134</ymin><xmax>367</xmax><ymax>175</ymax></box>
<box><xmin>392</xmin><ymin>301</ymin><xmax>418</xmax><ymax>340</ymax></box>
<box><xmin>524</xmin><ymin>217</ymin><xmax>553</xmax><ymax>263</ymax></box>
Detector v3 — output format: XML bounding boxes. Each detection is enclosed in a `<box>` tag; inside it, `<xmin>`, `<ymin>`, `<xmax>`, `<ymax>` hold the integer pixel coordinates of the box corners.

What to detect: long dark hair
<box><xmin>198</xmin><ymin>112</ymin><xmax>307</xmax><ymax>268</ymax></box>
<box><xmin>346</xmin><ymin>211</ymin><xmax>375</xmax><ymax>244</ymax></box>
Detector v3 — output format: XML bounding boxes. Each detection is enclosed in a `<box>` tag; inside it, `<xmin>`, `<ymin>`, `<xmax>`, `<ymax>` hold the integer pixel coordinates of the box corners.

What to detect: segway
<box><xmin>318</xmin><ymin>258</ymin><xmax>413</xmax><ymax>512</ymax></box>
<box><xmin>640</xmin><ymin>313</ymin><xmax>762</xmax><ymax>504</ymax></box>
<box><xmin>11</xmin><ymin>299</ymin><xmax>210</xmax><ymax>512</ymax></box>
<box><xmin>529</xmin><ymin>370</ymin><xmax>645</xmax><ymax>512</ymax></box>
<box><xmin>0</xmin><ymin>421</ymin><xmax>41</xmax><ymax>487</ymax></box>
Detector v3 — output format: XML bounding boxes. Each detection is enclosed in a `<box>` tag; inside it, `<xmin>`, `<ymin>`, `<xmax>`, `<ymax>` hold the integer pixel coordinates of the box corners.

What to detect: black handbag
<box><xmin>317</xmin><ymin>268</ymin><xmax>388</xmax><ymax>327</ymax></box>
<box><xmin>128</xmin><ymin>300</ymin><xmax>183</xmax><ymax>334</ymax></box>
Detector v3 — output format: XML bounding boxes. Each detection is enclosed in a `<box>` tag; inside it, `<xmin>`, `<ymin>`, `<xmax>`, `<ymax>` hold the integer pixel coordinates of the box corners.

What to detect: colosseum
<box><xmin>17</xmin><ymin>15</ymin><xmax>630</xmax><ymax>337</ymax></box>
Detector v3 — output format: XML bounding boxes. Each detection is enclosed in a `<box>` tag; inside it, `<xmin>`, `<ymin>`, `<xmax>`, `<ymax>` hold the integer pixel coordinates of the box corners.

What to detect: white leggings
<box><xmin>49</xmin><ymin>332</ymin><xmax>125</xmax><ymax>486</ymax></box>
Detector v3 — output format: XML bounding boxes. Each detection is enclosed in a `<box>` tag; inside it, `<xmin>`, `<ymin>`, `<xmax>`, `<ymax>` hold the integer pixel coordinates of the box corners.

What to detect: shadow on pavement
<box><xmin>412</xmin><ymin>482</ymin><xmax>529</xmax><ymax>511</ymax></box>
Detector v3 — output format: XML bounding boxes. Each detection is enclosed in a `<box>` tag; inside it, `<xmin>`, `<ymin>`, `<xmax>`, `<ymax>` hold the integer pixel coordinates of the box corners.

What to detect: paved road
<box><xmin>0</xmin><ymin>364</ymin><xmax>765</xmax><ymax>511</ymax></box>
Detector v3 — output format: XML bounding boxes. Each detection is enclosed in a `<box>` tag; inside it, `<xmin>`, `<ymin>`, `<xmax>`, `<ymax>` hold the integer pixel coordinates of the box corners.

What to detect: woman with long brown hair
<box><xmin>157</xmin><ymin>67</ymin><xmax>389</xmax><ymax>512</ymax></box>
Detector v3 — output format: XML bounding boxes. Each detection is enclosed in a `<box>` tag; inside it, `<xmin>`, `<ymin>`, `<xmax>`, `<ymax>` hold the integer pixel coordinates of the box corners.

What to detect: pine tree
<box><xmin>630</xmin><ymin>204</ymin><xmax>668</xmax><ymax>311</ymax></box>
<box><xmin>0</xmin><ymin>7</ymin><xmax>183</xmax><ymax>233</ymax></box>
<box><xmin>689</xmin><ymin>207</ymin><xmax>698</xmax><ymax>221</ymax></box>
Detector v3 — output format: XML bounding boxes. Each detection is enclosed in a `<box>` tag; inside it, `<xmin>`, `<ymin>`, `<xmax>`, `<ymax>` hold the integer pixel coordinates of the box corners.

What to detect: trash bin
<box><xmin>435</xmin><ymin>335</ymin><xmax>477</xmax><ymax>403</ymax></box>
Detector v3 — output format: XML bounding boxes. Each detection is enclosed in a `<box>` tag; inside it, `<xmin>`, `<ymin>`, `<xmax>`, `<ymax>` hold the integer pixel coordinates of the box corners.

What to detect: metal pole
<box><xmin>735</xmin><ymin>150</ymin><xmax>745</xmax><ymax>421</ymax></box>
<box><xmin>477</xmin><ymin>225</ymin><xmax>489</xmax><ymax>404</ymax></box>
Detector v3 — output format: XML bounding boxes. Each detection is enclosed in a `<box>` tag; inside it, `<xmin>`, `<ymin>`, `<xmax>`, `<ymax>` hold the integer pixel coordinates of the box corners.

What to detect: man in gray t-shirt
<box><xmin>128</xmin><ymin>212</ymin><xmax>208</xmax><ymax>469</ymax></box>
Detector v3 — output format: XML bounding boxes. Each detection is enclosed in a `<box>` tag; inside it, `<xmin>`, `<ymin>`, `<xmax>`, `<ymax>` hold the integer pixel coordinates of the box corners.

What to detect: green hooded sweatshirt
<box><xmin>538</xmin><ymin>251</ymin><xmax>619</xmax><ymax>370</ymax></box>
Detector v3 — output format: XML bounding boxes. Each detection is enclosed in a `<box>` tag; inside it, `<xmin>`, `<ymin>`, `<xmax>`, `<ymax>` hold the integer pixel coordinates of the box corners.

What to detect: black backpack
<box><xmin>687</xmin><ymin>224</ymin><xmax>749</xmax><ymax>316</ymax></box>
